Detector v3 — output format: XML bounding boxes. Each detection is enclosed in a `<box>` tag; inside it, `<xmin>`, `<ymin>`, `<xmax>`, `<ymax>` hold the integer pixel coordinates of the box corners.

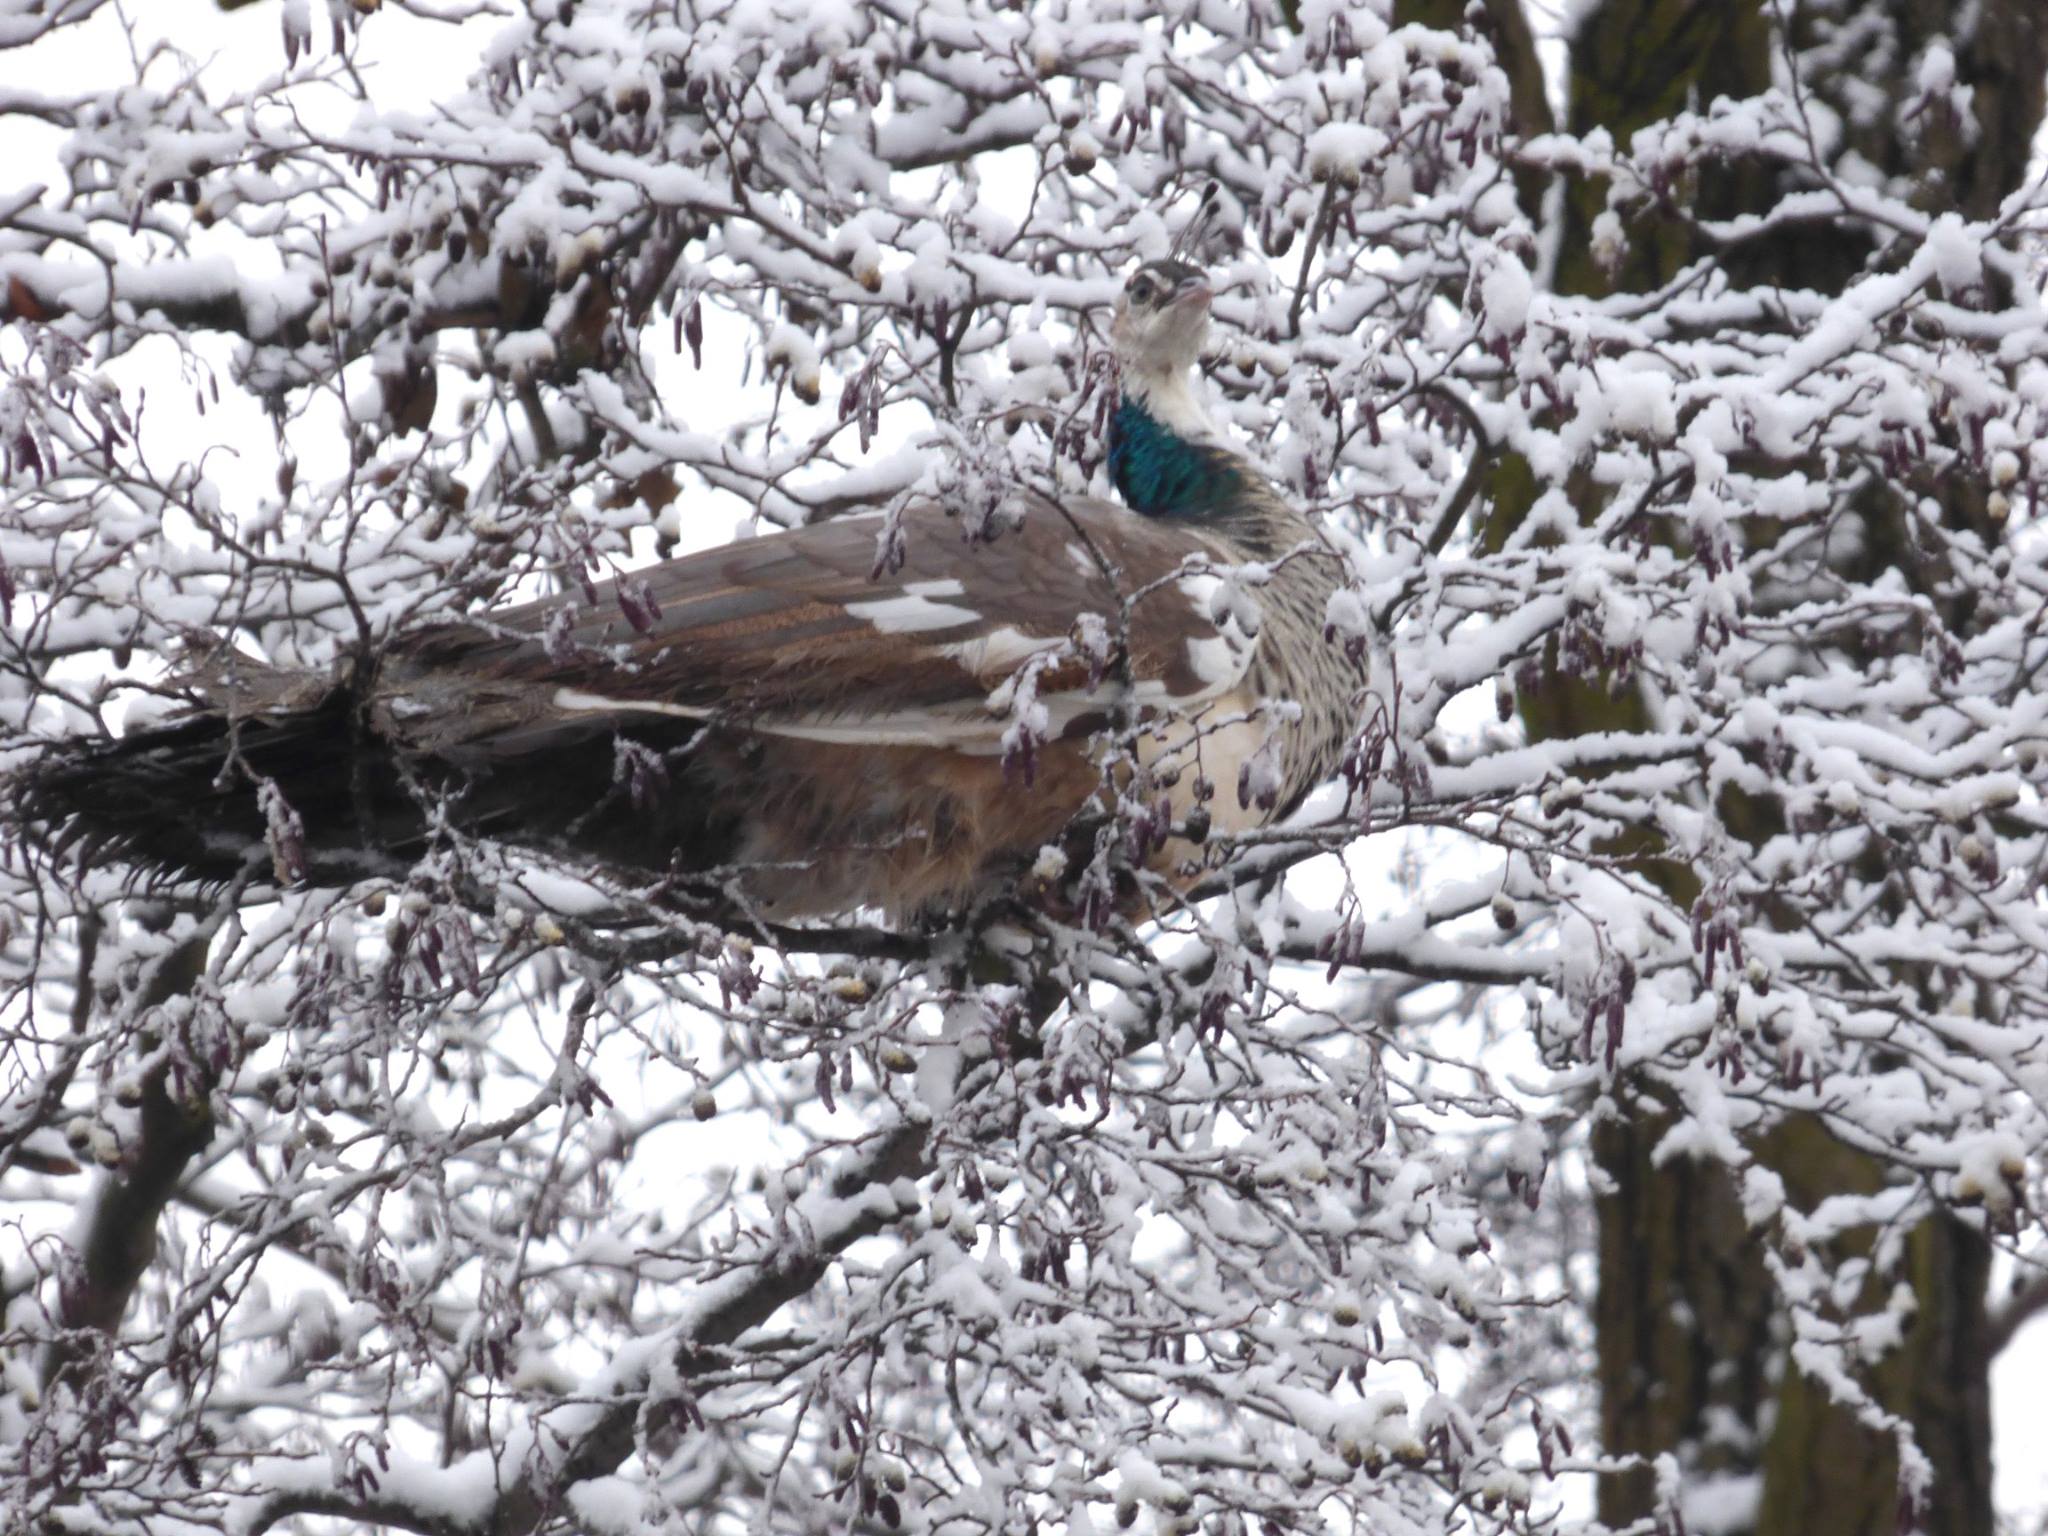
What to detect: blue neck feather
<box><xmin>1108</xmin><ymin>396</ymin><xmax>1244</xmax><ymax>520</ymax></box>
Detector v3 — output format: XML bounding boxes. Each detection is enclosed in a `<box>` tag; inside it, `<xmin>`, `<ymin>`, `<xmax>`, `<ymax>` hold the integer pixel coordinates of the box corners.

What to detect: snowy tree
<box><xmin>2</xmin><ymin>1</ymin><xmax>2047</xmax><ymax>1534</ymax></box>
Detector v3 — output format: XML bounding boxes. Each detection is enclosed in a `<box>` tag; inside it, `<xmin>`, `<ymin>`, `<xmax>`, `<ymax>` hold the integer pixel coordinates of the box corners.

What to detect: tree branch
<box><xmin>39</xmin><ymin>923</ymin><xmax>218</xmax><ymax>1392</ymax></box>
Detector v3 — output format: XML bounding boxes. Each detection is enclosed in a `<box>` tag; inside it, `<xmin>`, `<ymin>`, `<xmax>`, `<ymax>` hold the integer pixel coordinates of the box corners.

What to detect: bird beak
<box><xmin>1170</xmin><ymin>275</ymin><xmax>1212</xmax><ymax>308</ymax></box>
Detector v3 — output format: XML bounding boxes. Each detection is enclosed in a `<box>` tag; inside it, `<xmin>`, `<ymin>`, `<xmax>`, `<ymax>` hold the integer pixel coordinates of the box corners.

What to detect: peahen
<box><xmin>18</xmin><ymin>260</ymin><xmax>1360</xmax><ymax>920</ymax></box>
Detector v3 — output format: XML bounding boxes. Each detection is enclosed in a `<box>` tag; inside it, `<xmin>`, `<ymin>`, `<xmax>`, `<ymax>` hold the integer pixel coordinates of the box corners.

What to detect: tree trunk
<box><xmin>1392</xmin><ymin>0</ymin><xmax>2045</xmax><ymax>1528</ymax></box>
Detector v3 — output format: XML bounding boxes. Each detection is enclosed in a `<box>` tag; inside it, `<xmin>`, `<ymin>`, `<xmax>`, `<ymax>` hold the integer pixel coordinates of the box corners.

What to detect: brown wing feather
<box><xmin>384</xmin><ymin>494</ymin><xmax>1250</xmax><ymax>751</ymax></box>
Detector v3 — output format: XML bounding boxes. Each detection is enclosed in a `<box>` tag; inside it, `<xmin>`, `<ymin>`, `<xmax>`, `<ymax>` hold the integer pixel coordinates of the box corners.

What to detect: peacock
<box><xmin>18</xmin><ymin>258</ymin><xmax>1360</xmax><ymax>921</ymax></box>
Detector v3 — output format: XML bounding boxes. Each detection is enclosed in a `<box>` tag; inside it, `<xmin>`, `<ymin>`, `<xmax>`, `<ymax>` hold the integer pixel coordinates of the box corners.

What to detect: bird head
<box><xmin>1111</xmin><ymin>259</ymin><xmax>1213</xmax><ymax>380</ymax></box>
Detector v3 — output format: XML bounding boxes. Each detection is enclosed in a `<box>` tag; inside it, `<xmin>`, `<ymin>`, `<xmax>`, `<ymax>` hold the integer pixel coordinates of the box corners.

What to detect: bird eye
<box><xmin>1129</xmin><ymin>274</ymin><xmax>1156</xmax><ymax>303</ymax></box>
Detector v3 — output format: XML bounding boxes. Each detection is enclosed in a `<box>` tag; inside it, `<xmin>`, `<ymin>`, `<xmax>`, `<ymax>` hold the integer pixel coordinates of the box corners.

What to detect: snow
<box><xmin>1916</xmin><ymin>42</ymin><xmax>1956</xmax><ymax>95</ymax></box>
<box><xmin>1477</xmin><ymin>254</ymin><xmax>1532</xmax><ymax>340</ymax></box>
<box><xmin>566</xmin><ymin>1477</ymin><xmax>645</xmax><ymax>1534</ymax></box>
<box><xmin>1305</xmin><ymin>121</ymin><xmax>1390</xmax><ymax>184</ymax></box>
<box><xmin>4</xmin><ymin>1</ymin><xmax>2048</xmax><ymax>1533</ymax></box>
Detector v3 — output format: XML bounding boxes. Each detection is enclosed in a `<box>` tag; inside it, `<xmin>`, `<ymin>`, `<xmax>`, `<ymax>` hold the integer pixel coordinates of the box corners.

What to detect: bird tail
<box><xmin>15</xmin><ymin>655</ymin><xmax>735</xmax><ymax>894</ymax></box>
<box><xmin>15</xmin><ymin>667</ymin><xmax>420</xmax><ymax>889</ymax></box>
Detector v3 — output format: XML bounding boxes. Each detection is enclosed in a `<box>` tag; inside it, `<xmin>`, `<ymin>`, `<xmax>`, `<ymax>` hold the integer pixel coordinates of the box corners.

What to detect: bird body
<box><xmin>23</xmin><ymin>261</ymin><xmax>1358</xmax><ymax>921</ymax></box>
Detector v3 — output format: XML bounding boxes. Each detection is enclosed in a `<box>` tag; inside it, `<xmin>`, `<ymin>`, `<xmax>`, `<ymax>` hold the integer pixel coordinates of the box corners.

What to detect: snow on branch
<box><xmin>3</xmin><ymin>1</ymin><xmax>2048</xmax><ymax>1534</ymax></box>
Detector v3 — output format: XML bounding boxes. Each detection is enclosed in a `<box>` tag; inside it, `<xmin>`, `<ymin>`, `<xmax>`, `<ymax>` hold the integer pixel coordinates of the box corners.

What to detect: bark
<box><xmin>39</xmin><ymin>931</ymin><xmax>213</xmax><ymax>1393</ymax></box>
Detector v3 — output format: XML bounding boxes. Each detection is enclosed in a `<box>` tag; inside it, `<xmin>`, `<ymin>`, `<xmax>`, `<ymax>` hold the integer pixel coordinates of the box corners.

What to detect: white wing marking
<box><xmin>554</xmin><ymin>687</ymin><xmax>709</xmax><ymax>721</ymax></box>
<box><xmin>1185</xmin><ymin>631</ymin><xmax>1248</xmax><ymax>688</ymax></box>
<box><xmin>843</xmin><ymin>581</ymin><xmax>982</xmax><ymax>633</ymax></box>
<box><xmin>937</xmin><ymin>625</ymin><xmax>1057</xmax><ymax>676</ymax></box>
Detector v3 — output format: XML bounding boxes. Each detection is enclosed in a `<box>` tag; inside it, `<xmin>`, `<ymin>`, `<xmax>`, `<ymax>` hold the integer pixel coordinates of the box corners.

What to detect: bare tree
<box><xmin>3</xmin><ymin>2</ymin><xmax>2047</xmax><ymax>1534</ymax></box>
